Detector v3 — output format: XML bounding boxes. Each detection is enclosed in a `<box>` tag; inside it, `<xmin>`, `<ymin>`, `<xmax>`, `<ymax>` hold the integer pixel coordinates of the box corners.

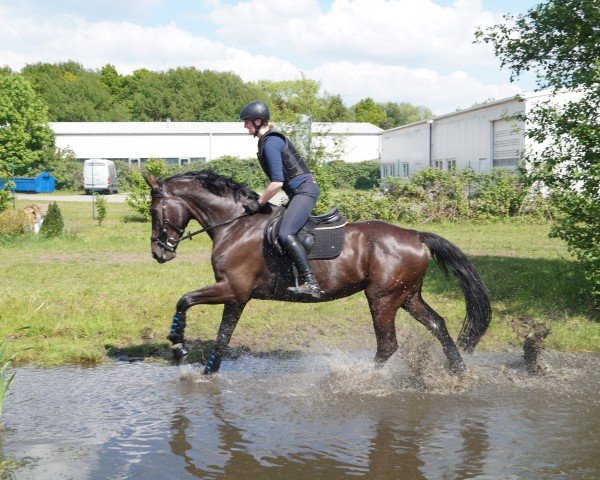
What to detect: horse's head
<box><xmin>146</xmin><ymin>175</ymin><xmax>190</xmax><ymax>263</ymax></box>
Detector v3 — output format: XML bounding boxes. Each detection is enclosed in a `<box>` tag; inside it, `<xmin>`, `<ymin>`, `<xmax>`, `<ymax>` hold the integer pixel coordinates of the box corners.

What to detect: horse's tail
<box><xmin>418</xmin><ymin>231</ymin><xmax>491</xmax><ymax>352</ymax></box>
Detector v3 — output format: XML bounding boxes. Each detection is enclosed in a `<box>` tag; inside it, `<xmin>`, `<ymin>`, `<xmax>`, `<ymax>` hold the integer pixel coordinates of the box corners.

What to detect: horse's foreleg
<box><xmin>169</xmin><ymin>281</ymin><xmax>238</xmax><ymax>365</ymax></box>
<box><xmin>402</xmin><ymin>293</ymin><xmax>466</xmax><ymax>374</ymax></box>
<box><xmin>203</xmin><ymin>302</ymin><xmax>246</xmax><ymax>376</ymax></box>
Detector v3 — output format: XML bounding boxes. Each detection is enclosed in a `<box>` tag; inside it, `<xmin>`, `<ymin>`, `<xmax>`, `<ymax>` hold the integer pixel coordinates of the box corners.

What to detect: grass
<box><xmin>0</xmin><ymin>199</ymin><xmax>598</xmax><ymax>366</ymax></box>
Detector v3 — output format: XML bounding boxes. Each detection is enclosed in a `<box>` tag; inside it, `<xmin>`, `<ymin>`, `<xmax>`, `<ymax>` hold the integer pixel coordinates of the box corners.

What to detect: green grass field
<box><xmin>1</xmin><ymin>199</ymin><xmax>598</xmax><ymax>366</ymax></box>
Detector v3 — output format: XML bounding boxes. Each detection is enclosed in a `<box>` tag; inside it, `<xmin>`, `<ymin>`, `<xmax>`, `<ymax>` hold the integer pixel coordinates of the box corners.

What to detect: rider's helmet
<box><xmin>239</xmin><ymin>101</ymin><xmax>270</xmax><ymax>122</ymax></box>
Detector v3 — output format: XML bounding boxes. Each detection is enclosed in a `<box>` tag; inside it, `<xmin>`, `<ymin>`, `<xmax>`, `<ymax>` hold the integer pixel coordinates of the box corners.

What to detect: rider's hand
<box><xmin>243</xmin><ymin>199</ymin><xmax>264</xmax><ymax>214</ymax></box>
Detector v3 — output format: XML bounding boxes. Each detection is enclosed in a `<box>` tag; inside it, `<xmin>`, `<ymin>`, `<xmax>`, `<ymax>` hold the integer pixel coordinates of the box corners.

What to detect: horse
<box><xmin>146</xmin><ymin>170</ymin><xmax>491</xmax><ymax>376</ymax></box>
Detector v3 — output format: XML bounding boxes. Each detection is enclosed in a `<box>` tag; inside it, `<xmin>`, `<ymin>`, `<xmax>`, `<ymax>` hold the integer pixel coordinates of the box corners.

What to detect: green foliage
<box><xmin>469</xmin><ymin>169</ymin><xmax>526</xmax><ymax>219</ymax></box>
<box><xmin>39</xmin><ymin>201</ymin><xmax>64</xmax><ymax>237</ymax></box>
<box><xmin>475</xmin><ymin>0</ymin><xmax>600</xmax><ymax>302</ymax></box>
<box><xmin>126</xmin><ymin>159</ymin><xmax>170</xmax><ymax>220</ymax></box>
<box><xmin>379</xmin><ymin>102</ymin><xmax>433</xmax><ymax>129</ymax></box>
<box><xmin>0</xmin><ymin>170</ymin><xmax>12</xmax><ymax>213</ymax></box>
<box><xmin>324</xmin><ymin>160</ymin><xmax>380</xmax><ymax>190</ymax></box>
<box><xmin>0</xmin><ymin>209</ymin><xmax>26</xmax><ymax>237</ymax></box>
<box><xmin>205</xmin><ymin>156</ymin><xmax>268</xmax><ymax>191</ymax></box>
<box><xmin>0</xmin><ymin>74</ymin><xmax>55</xmax><ymax>176</ymax></box>
<box><xmin>22</xmin><ymin>62</ymin><xmax>130</xmax><ymax>121</ymax></box>
<box><xmin>38</xmin><ymin>147</ymin><xmax>82</xmax><ymax>190</ymax></box>
<box><xmin>330</xmin><ymin>189</ymin><xmax>397</xmax><ymax>222</ymax></box>
<box><xmin>0</xmin><ymin>341</ymin><xmax>17</xmax><ymax>419</ymax></box>
<box><xmin>352</xmin><ymin>97</ymin><xmax>386</xmax><ymax>127</ymax></box>
<box><xmin>95</xmin><ymin>195</ymin><xmax>107</xmax><ymax>226</ymax></box>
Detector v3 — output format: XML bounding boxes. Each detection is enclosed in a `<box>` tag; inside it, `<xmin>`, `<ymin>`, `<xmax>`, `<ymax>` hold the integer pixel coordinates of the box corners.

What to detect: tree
<box><xmin>475</xmin><ymin>0</ymin><xmax>600</xmax><ymax>301</ymax></box>
<box><xmin>0</xmin><ymin>74</ymin><xmax>54</xmax><ymax>176</ymax></box>
<box><xmin>40</xmin><ymin>201</ymin><xmax>64</xmax><ymax>237</ymax></box>
<box><xmin>380</xmin><ymin>101</ymin><xmax>432</xmax><ymax>129</ymax></box>
<box><xmin>22</xmin><ymin>62</ymin><xmax>130</xmax><ymax>121</ymax></box>
<box><xmin>351</xmin><ymin>98</ymin><xmax>386</xmax><ymax>127</ymax></box>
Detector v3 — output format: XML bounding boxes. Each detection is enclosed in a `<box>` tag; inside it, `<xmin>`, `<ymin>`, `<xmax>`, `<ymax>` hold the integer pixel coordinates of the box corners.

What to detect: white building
<box><xmin>51</xmin><ymin>121</ymin><xmax>382</xmax><ymax>167</ymax></box>
<box><xmin>379</xmin><ymin>90</ymin><xmax>576</xmax><ymax>179</ymax></box>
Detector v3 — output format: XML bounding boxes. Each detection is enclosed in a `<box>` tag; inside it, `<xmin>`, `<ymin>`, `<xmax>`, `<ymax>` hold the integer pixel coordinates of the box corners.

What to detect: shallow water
<box><xmin>1</xmin><ymin>349</ymin><xmax>599</xmax><ymax>479</ymax></box>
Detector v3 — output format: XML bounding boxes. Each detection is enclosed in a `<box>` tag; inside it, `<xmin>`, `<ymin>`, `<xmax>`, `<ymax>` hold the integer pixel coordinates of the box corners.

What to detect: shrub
<box><xmin>324</xmin><ymin>160</ymin><xmax>381</xmax><ymax>190</ymax></box>
<box><xmin>125</xmin><ymin>158</ymin><xmax>170</xmax><ymax>221</ymax></box>
<box><xmin>0</xmin><ymin>209</ymin><xmax>26</xmax><ymax>237</ymax></box>
<box><xmin>39</xmin><ymin>201</ymin><xmax>64</xmax><ymax>237</ymax></box>
<box><xmin>332</xmin><ymin>190</ymin><xmax>398</xmax><ymax>222</ymax></box>
<box><xmin>95</xmin><ymin>195</ymin><xmax>107</xmax><ymax>226</ymax></box>
<box><xmin>205</xmin><ymin>156</ymin><xmax>268</xmax><ymax>191</ymax></box>
<box><xmin>469</xmin><ymin>169</ymin><xmax>526</xmax><ymax>219</ymax></box>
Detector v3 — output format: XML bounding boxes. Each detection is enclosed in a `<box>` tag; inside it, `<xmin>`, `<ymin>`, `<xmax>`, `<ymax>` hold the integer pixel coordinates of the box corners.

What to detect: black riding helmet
<box><xmin>240</xmin><ymin>101</ymin><xmax>270</xmax><ymax>122</ymax></box>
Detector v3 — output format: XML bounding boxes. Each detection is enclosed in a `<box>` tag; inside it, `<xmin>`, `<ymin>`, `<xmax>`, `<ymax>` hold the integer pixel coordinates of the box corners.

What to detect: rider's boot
<box><xmin>282</xmin><ymin>234</ymin><xmax>322</xmax><ymax>299</ymax></box>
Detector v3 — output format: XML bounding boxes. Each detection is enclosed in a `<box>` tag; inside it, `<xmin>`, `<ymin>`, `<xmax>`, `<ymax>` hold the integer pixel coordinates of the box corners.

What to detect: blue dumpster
<box><xmin>1</xmin><ymin>171</ymin><xmax>56</xmax><ymax>193</ymax></box>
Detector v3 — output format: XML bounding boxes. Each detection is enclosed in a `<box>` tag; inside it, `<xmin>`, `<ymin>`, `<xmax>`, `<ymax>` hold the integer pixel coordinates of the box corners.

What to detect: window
<box><xmin>446</xmin><ymin>159</ymin><xmax>456</xmax><ymax>172</ymax></box>
<box><xmin>129</xmin><ymin>158</ymin><xmax>140</xmax><ymax>168</ymax></box>
<box><xmin>434</xmin><ymin>160</ymin><xmax>443</xmax><ymax>170</ymax></box>
<box><xmin>381</xmin><ymin>163</ymin><xmax>396</xmax><ymax>178</ymax></box>
<box><xmin>179</xmin><ymin>158</ymin><xmax>190</xmax><ymax>166</ymax></box>
<box><xmin>402</xmin><ymin>163</ymin><xmax>410</xmax><ymax>178</ymax></box>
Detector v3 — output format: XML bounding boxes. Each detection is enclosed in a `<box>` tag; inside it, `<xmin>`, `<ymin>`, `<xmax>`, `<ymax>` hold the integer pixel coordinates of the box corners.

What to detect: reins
<box><xmin>178</xmin><ymin>212</ymin><xmax>252</xmax><ymax>241</ymax></box>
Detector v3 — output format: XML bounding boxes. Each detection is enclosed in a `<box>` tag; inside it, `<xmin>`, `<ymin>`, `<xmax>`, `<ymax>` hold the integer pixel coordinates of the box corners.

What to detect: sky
<box><xmin>0</xmin><ymin>0</ymin><xmax>541</xmax><ymax>115</ymax></box>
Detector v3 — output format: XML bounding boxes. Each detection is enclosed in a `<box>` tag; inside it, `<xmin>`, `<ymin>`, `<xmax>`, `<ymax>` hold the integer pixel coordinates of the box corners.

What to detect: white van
<box><xmin>83</xmin><ymin>159</ymin><xmax>119</xmax><ymax>194</ymax></box>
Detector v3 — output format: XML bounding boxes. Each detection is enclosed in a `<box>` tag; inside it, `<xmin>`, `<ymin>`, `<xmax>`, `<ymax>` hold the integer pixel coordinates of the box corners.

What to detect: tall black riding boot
<box><xmin>281</xmin><ymin>234</ymin><xmax>322</xmax><ymax>299</ymax></box>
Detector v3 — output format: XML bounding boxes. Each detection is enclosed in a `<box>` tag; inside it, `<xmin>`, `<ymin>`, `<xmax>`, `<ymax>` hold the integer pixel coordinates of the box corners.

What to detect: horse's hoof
<box><xmin>171</xmin><ymin>345</ymin><xmax>189</xmax><ymax>365</ymax></box>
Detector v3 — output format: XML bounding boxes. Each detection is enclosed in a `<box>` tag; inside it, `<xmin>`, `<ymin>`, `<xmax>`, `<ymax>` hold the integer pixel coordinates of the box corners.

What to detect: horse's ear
<box><xmin>144</xmin><ymin>174</ymin><xmax>159</xmax><ymax>190</ymax></box>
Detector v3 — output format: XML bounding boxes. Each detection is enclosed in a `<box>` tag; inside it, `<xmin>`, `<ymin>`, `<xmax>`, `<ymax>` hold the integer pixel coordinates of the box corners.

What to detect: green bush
<box><xmin>95</xmin><ymin>195</ymin><xmax>107</xmax><ymax>226</ymax></box>
<box><xmin>125</xmin><ymin>158</ymin><xmax>170</xmax><ymax>221</ymax></box>
<box><xmin>469</xmin><ymin>169</ymin><xmax>526</xmax><ymax>219</ymax></box>
<box><xmin>39</xmin><ymin>147</ymin><xmax>82</xmax><ymax>191</ymax></box>
<box><xmin>40</xmin><ymin>201</ymin><xmax>64</xmax><ymax>237</ymax></box>
<box><xmin>332</xmin><ymin>190</ymin><xmax>398</xmax><ymax>222</ymax></box>
<box><xmin>205</xmin><ymin>156</ymin><xmax>268</xmax><ymax>191</ymax></box>
<box><xmin>324</xmin><ymin>160</ymin><xmax>380</xmax><ymax>190</ymax></box>
<box><xmin>0</xmin><ymin>209</ymin><xmax>26</xmax><ymax>237</ymax></box>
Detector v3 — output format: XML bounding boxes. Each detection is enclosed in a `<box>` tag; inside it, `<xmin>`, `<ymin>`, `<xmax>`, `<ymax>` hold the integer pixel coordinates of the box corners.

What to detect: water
<box><xmin>1</xmin><ymin>349</ymin><xmax>599</xmax><ymax>479</ymax></box>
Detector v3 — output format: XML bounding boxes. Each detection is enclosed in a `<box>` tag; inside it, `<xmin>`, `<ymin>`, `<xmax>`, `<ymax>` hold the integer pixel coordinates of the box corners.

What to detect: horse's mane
<box><xmin>163</xmin><ymin>170</ymin><xmax>259</xmax><ymax>202</ymax></box>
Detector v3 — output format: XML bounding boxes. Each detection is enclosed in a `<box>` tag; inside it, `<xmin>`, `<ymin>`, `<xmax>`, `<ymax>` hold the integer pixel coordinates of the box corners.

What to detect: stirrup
<box><xmin>287</xmin><ymin>281</ymin><xmax>322</xmax><ymax>299</ymax></box>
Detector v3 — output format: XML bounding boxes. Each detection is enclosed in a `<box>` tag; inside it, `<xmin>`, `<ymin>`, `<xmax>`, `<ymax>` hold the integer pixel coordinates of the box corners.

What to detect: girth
<box><xmin>265</xmin><ymin>208</ymin><xmax>347</xmax><ymax>260</ymax></box>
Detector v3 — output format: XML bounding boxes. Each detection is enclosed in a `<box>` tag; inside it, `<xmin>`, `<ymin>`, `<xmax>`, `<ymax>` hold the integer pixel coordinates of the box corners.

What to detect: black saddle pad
<box><xmin>265</xmin><ymin>209</ymin><xmax>347</xmax><ymax>260</ymax></box>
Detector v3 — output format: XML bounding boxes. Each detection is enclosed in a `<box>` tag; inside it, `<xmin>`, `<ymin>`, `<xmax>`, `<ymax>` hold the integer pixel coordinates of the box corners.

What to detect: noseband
<box><xmin>151</xmin><ymin>187</ymin><xmax>251</xmax><ymax>253</ymax></box>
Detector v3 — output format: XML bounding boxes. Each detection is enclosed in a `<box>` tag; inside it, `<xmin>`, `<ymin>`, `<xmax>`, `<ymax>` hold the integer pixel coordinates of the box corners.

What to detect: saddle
<box><xmin>265</xmin><ymin>208</ymin><xmax>347</xmax><ymax>260</ymax></box>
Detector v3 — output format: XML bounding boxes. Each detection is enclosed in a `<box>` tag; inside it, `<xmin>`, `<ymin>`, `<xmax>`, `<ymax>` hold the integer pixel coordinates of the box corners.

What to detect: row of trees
<box><xmin>0</xmin><ymin>63</ymin><xmax>432</xmax><ymax>128</ymax></box>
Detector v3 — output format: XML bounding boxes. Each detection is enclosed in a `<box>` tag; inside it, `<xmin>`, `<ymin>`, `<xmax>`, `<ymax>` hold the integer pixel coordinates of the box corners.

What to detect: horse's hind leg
<box><xmin>402</xmin><ymin>293</ymin><xmax>466</xmax><ymax>374</ymax></box>
<box><xmin>366</xmin><ymin>294</ymin><xmax>403</xmax><ymax>366</ymax></box>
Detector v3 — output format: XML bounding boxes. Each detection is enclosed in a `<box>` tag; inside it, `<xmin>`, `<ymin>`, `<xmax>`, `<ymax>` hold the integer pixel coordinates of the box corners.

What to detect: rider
<box><xmin>240</xmin><ymin>100</ymin><xmax>322</xmax><ymax>299</ymax></box>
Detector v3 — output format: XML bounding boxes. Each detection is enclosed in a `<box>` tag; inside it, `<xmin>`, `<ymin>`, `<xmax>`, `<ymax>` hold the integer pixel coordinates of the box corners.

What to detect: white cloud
<box><xmin>0</xmin><ymin>0</ymin><xmax>528</xmax><ymax>114</ymax></box>
<box><xmin>208</xmin><ymin>0</ymin><xmax>500</xmax><ymax>69</ymax></box>
<box><xmin>309</xmin><ymin>61</ymin><xmax>522</xmax><ymax>113</ymax></box>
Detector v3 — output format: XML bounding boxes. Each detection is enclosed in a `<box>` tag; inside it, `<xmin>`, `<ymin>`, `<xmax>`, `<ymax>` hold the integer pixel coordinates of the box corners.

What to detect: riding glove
<box><xmin>243</xmin><ymin>199</ymin><xmax>264</xmax><ymax>214</ymax></box>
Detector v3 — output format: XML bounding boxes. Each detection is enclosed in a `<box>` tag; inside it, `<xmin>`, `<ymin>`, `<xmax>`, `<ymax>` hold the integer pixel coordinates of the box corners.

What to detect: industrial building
<box><xmin>379</xmin><ymin>90</ymin><xmax>577</xmax><ymax>179</ymax></box>
<box><xmin>51</xmin><ymin>121</ymin><xmax>382</xmax><ymax>167</ymax></box>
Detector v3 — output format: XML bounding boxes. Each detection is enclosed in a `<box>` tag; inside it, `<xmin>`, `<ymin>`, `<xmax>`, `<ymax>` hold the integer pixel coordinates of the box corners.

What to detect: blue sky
<box><xmin>0</xmin><ymin>0</ymin><xmax>542</xmax><ymax>114</ymax></box>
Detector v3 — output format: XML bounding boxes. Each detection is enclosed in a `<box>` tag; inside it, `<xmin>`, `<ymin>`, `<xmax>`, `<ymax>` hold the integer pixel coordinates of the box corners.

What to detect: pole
<box><xmin>11</xmin><ymin>158</ymin><xmax>15</xmax><ymax>210</ymax></box>
<box><xmin>91</xmin><ymin>161</ymin><xmax>96</xmax><ymax>219</ymax></box>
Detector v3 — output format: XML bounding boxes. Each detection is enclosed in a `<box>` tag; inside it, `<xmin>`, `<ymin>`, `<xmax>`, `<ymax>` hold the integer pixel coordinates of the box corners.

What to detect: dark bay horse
<box><xmin>147</xmin><ymin>170</ymin><xmax>491</xmax><ymax>375</ymax></box>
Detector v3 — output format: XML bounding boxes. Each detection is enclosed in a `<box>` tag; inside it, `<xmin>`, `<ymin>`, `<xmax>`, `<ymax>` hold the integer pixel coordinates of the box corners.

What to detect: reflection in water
<box><xmin>0</xmin><ymin>351</ymin><xmax>598</xmax><ymax>479</ymax></box>
<box><xmin>453</xmin><ymin>419</ymin><xmax>490</xmax><ymax>479</ymax></box>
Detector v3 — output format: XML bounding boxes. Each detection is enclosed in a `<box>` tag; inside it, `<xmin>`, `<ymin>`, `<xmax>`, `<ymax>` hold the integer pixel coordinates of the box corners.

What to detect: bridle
<box><xmin>151</xmin><ymin>187</ymin><xmax>251</xmax><ymax>253</ymax></box>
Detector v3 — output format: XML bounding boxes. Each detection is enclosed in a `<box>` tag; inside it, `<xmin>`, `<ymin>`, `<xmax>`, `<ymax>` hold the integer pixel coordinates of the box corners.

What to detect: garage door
<box><xmin>493</xmin><ymin>118</ymin><xmax>524</xmax><ymax>167</ymax></box>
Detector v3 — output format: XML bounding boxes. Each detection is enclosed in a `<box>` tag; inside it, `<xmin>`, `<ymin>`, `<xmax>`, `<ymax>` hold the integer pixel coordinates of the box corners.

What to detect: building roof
<box><xmin>50</xmin><ymin>121</ymin><xmax>383</xmax><ymax>136</ymax></box>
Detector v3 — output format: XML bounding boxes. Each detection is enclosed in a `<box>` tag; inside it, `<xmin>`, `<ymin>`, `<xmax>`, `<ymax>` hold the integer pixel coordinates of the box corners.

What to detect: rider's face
<box><xmin>244</xmin><ymin>119</ymin><xmax>259</xmax><ymax>135</ymax></box>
